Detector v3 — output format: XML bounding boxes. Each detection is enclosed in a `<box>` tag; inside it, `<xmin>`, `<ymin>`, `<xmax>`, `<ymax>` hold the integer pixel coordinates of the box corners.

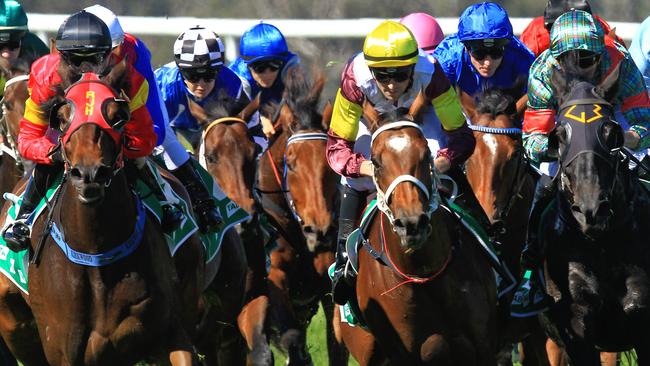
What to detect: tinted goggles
<box><xmin>249</xmin><ymin>60</ymin><xmax>283</xmax><ymax>73</ymax></box>
<box><xmin>370</xmin><ymin>66</ymin><xmax>413</xmax><ymax>84</ymax></box>
<box><xmin>62</xmin><ymin>51</ymin><xmax>108</xmax><ymax>67</ymax></box>
<box><xmin>469</xmin><ymin>46</ymin><xmax>505</xmax><ymax>61</ymax></box>
<box><xmin>180</xmin><ymin>67</ymin><xmax>220</xmax><ymax>83</ymax></box>
<box><xmin>0</xmin><ymin>40</ymin><xmax>20</xmax><ymax>51</ymax></box>
<box><xmin>577</xmin><ymin>51</ymin><xmax>601</xmax><ymax>69</ymax></box>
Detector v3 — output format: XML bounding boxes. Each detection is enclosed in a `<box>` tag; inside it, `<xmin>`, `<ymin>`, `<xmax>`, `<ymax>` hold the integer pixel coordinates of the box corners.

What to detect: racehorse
<box><xmin>186</xmin><ymin>92</ymin><xmax>274</xmax><ymax>365</ymax></box>
<box><xmin>538</xmin><ymin>62</ymin><xmax>650</xmax><ymax>364</ymax></box>
<box><xmin>0</xmin><ymin>62</ymin><xmax>195</xmax><ymax>365</ymax></box>
<box><xmin>335</xmin><ymin>93</ymin><xmax>497</xmax><ymax>365</ymax></box>
<box><xmin>461</xmin><ymin>88</ymin><xmax>549</xmax><ymax>365</ymax></box>
<box><xmin>0</xmin><ymin>58</ymin><xmax>31</xmax><ymax>208</ymax></box>
<box><xmin>256</xmin><ymin>67</ymin><xmax>346</xmax><ymax>365</ymax></box>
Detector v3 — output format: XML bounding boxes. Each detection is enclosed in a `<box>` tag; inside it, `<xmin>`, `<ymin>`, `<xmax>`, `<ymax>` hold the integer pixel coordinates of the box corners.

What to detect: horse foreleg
<box><xmin>321</xmin><ymin>295</ymin><xmax>349</xmax><ymax>366</ymax></box>
<box><xmin>169</xmin><ymin>350</ymin><xmax>193</xmax><ymax>366</ymax></box>
<box><xmin>238</xmin><ymin>295</ymin><xmax>272</xmax><ymax>366</ymax></box>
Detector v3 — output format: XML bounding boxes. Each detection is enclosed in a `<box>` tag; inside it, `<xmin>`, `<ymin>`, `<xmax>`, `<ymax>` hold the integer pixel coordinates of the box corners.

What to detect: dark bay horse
<box><xmin>186</xmin><ymin>93</ymin><xmax>274</xmax><ymax>365</ymax></box>
<box><xmin>0</xmin><ymin>64</ymin><xmax>194</xmax><ymax>365</ymax></box>
<box><xmin>335</xmin><ymin>94</ymin><xmax>497</xmax><ymax>365</ymax></box>
<box><xmin>256</xmin><ymin>67</ymin><xmax>346</xmax><ymax>365</ymax></box>
<box><xmin>538</xmin><ymin>63</ymin><xmax>650</xmax><ymax>364</ymax></box>
<box><xmin>0</xmin><ymin>58</ymin><xmax>31</xmax><ymax>208</ymax></box>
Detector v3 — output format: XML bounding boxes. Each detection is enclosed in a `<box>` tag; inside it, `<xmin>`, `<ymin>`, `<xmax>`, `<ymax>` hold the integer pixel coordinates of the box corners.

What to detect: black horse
<box><xmin>539</xmin><ymin>63</ymin><xmax>650</xmax><ymax>364</ymax></box>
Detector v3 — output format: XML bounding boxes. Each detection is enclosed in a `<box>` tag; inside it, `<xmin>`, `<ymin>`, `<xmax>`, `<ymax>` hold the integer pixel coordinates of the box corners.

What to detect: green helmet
<box><xmin>0</xmin><ymin>0</ymin><xmax>27</xmax><ymax>42</ymax></box>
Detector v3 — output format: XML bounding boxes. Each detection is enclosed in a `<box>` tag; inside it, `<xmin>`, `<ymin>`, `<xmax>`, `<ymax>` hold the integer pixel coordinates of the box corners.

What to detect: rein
<box><xmin>468</xmin><ymin>122</ymin><xmax>522</xmax><ymax>135</ymax></box>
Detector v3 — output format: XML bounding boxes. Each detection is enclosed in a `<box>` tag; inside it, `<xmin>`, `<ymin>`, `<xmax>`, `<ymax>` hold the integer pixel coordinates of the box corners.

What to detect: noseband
<box><xmin>370</xmin><ymin>121</ymin><xmax>440</xmax><ymax>228</ymax></box>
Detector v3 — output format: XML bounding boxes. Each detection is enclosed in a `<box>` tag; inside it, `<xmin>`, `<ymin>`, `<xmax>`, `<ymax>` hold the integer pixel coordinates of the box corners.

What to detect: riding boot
<box><xmin>331</xmin><ymin>185</ymin><xmax>366</xmax><ymax>305</ymax></box>
<box><xmin>511</xmin><ymin>175</ymin><xmax>556</xmax><ymax>317</ymax></box>
<box><xmin>171</xmin><ymin>159</ymin><xmax>222</xmax><ymax>233</ymax></box>
<box><xmin>127</xmin><ymin>161</ymin><xmax>183</xmax><ymax>233</ymax></box>
<box><xmin>2</xmin><ymin>164</ymin><xmax>55</xmax><ymax>252</ymax></box>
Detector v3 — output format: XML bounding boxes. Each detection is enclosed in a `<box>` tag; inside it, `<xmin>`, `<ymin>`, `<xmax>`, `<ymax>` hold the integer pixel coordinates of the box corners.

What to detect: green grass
<box><xmin>272</xmin><ymin>304</ymin><xmax>359</xmax><ymax>365</ymax></box>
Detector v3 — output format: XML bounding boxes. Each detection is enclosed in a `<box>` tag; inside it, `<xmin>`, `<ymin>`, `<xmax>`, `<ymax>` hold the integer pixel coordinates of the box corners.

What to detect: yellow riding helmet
<box><xmin>363</xmin><ymin>20</ymin><xmax>419</xmax><ymax>68</ymax></box>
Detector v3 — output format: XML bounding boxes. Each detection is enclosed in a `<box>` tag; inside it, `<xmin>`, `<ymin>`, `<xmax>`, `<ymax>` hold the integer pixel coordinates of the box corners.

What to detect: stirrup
<box><xmin>160</xmin><ymin>203</ymin><xmax>183</xmax><ymax>233</ymax></box>
<box><xmin>2</xmin><ymin>220</ymin><xmax>31</xmax><ymax>252</ymax></box>
<box><xmin>193</xmin><ymin>200</ymin><xmax>222</xmax><ymax>233</ymax></box>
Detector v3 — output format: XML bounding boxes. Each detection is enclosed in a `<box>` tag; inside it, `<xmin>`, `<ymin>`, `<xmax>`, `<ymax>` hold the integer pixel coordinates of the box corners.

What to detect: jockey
<box><xmin>514</xmin><ymin>10</ymin><xmax>650</xmax><ymax>317</ymax></box>
<box><xmin>520</xmin><ymin>0</ymin><xmax>624</xmax><ymax>57</ymax></box>
<box><xmin>432</xmin><ymin>2</ymin><xmax>534</xmax><ymax>101</ymax></box>
<box><xmin>156</xmin><ymin>26</ymin><xmax>266</xmax><ymax>152</ymax></box>
<box><xmin>228</xmin><ymin>22</ymin><xmax>300</xmax><ymax>138</ymax></box>
<box><xmin>1</xmin><ymin>11</ymin><xmax>158</xmax><ymax>251</ymax></box>
<box><xmin>0</xmin><ymin>0</ymin><xmax>48</xmax><ymax>90</ymax></box>
<box><xmin>327</xmin><ymin>20</ymin><xmax>479</xmax><ymax>305</ymax></box>
<box><xmin>399</xmin><ymin>12</ymin><xmax>444</xmax><ymax>55</ymax></box>
<box><xmin>86</xmin><ymin>5</ymin><xmax>222</xmax><ymax>234</ymax></box>
<box><xmin>630</xmin><ymin>15</ymin><xmax>650</xmax><ymax>91</ymax></box>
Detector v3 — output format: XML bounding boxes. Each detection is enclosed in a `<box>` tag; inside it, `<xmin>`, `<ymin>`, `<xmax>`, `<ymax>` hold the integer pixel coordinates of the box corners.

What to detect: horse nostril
<box><xmin>571</xmin><ymin>204</ymin><xmax>582</xmax><ymax>214</ymax></box>
<box><xmin>303</xmin><ymin>225</ymin><xmax>314</xmax><ymax>233</ymax></box>
<box><xmin>70</xmin><ymin>167</ymin><xmax>82</xmax><ymax>179</ymax></box>
<box><xmin>394</xmin><ymin>219</ymin><xmax>406</xmax><ymax>228</ymax></box>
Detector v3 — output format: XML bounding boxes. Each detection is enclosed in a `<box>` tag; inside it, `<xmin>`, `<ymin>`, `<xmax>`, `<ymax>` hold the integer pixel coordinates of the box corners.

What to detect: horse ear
<box><xmin>239</xmin><ymin>92</ymin><xmax>261</xmax><ymax>122</ymax></box>
<box><xmin>362</xmin><ymin>99</ymin><xmax>381</xmax><ymax>133</ymax></box>
<box><xmin>278</xmin><ymin>101</ymin><xmax>295</xmax><ymax>130</ymax></box>
<box><xmin>457</xmin><ymin>87</ymin><xmax>477</xmax><ymax>120</ymax></box>
<box><xmin>407</xmin><ymin>88</ymin><xmax>427</xmax><ymax>122</ymax></box>
<box><xmin>185</xmin><ymin>96</ymin><xmax>210</xmax><ymax>127</ymax></box>
<box><xmin>547</xmin><ymin>124</ymin><xmax>567</xmax><ymax>160</ymax></box>
<box><xmin>50</xmin><ymin>38</ymin><xmax>57</xmax><ymax>54</ymax></box>
<box><xmin>608</xmin><ymin>27</ymin><xmax>618</xmax><ymax>41</ymax></box>
<box><xmin>322</xmin><ymin>100</ymin><xmax>333</xmax><ymax>130</ymax></box>
<box><xmin>595</xmin><ymin>63</ymin><xmax>621</xmax><ymax>100</ymax></box>
<box><xmin>104</xmin><ymin>56</ymin><xmax>129</xmax><ymax>92</ymax></box>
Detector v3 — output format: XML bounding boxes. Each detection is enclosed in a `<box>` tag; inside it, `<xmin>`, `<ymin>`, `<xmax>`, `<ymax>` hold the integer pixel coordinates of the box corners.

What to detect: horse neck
<box><xmin>58</xmin><ymin>172</ymin><xmax>137</xmax><ymax>253</ymax></box>
<box><xmin>374</xmin><ymin>211</ymin><xmax>453</xmax><ymax>278</ymax></box>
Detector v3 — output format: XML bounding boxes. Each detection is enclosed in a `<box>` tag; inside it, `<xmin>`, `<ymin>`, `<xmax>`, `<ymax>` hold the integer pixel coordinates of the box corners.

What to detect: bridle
<box><xmin>370</xmin><ymin>121</ymin><xmax>440</xmax><ymax>229</ymax></box>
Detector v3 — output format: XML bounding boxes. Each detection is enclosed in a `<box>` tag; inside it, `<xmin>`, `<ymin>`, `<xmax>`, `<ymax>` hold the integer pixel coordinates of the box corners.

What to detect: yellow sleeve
<box><xmin>432</xmin><ymin>87</ymin><xmax>466</xmax><ymax>131</ymax></box>
<box><xmin>24</xmin><ymin>96</ymin><xmax>48</xmax><ymax>126</ymax></box>
<box><xmin>129</xmin><ymin>79</ymin><xmax>149</xmax><ymax>112</ymax></box>
<box><xmin>330</xmin><ymin>88</ymin><xmax>363</xmax><ymax>141</ymax></box>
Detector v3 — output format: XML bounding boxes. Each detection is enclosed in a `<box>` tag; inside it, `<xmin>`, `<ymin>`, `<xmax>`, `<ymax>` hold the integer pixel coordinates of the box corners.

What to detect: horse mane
<box><xmin>475</xmin><ymin>88</ymin><xmax>516</xmax><ymax>118</ymax></box>
<box><xmin>264</xmin><ymin>66</ymin><xmax>325</xmax><ymax>131</ymax></box>
<box><xmin>201</xmin><ymin>89</ymin><xmax>249</xmax><ymax>120</ymax></box>
<box><xmin>0</xmin><ymin>57</ymin><xmax>30</xmax><ymax>79</ymax></box>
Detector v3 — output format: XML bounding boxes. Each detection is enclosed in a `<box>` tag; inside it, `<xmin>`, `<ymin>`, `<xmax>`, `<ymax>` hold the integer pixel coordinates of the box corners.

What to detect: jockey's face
<box><xmin>248</xmin><ymin>59</ymin><xmax>283</xmax><ymax>88</ymax></box>
<box><xmin>467</xmin><ymin>46</ymin><xmax>504</xmax><ymax>78</ymax></box>
<box><xmin>0</xmin><ymin>39</ymin><xmax>21</xmax><ymax>62</ymax></box>
<box><xmin>370</xmin><ymin>66</ymin><xmax>413</xmax><ymax>102</ymax></box>
<box><xmin>181</xmin><ymin>67</ymin><xmax>218</xmax><ymax>100</ymax></box>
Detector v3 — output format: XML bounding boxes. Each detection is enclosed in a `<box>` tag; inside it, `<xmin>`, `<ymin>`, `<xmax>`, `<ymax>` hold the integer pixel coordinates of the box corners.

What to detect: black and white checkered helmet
<box><xmin>173</xmin><ymin>26</ymin><xmax>225</xmax><ymax>69</ymax></box>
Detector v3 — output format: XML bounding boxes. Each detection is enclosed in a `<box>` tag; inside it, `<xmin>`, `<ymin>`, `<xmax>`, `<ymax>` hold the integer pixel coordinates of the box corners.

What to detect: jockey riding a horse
<box><xmin>155</xmin><ymin>26</ymin><xmax>267</xmax><ymax>155</ymax></box>
<box><xmin>85</xmin><ymin>5</ymin><xmax>223</xmax><ymax>234</ymax></box>
<box><xmin>327</xmin><ymin>20</ymin><xmax>482</xmax><ymax>305</ymax></box>
<box><xmin>0</xmin><ymin>0</ymin><xmax>48</xmax><ymax>78</ymax></box>
<box><xmin>517</xmin><ymin>9</ymin><xmax>650</xmax><ymax>317</ymax></box>
<box><xmin>1</xmin><ymin>10</ymin><xmax>168</xmax><ymax>251</ymax></box>
<box><xmin>433</xmin><ymin>2</ymin><xmax>533</xmax><ymax>105</ymax></box>
<box><xmin>229</xmin><ymin>22</ymin><xmax>301</xmax><ymax>139</ymax></box>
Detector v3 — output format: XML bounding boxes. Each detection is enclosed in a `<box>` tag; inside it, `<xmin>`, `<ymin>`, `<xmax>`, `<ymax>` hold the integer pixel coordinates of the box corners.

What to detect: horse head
<box><xmin>267</xmin><ymin>66</ymin><xmax>338</xmax><ymax>252</ymax></box>
<box><xmin>48</xmin><ymin>59</ymin><xmax>131</xmax><ymax>204</ymax></box>
<box><xmin>548</xmin><ymin>63</ymin><xmax>628</xmax><ymax>239</ymax></box>
<box><xmin>187</xmin><ymin>90</ymin><xmax>260</xmax><ymax>213</ymax></box>
<box><xmin>365</xmin><ymin>90</ymin><xmax>436</xmax><ymax>249</ymax></box>
<box><xmin>464</xmin><ymin>85</ymin><xmax>528</xmax><ymax>226</ymax></box>
<box><xmin>0</xmin><ymin>58</ymin><xmax>30</xmax><ymax>146</ymax></box>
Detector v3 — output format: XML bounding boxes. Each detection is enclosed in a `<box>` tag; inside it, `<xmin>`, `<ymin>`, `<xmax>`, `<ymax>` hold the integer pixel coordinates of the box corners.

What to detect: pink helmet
<box><xmin>400</xmin><ymin>12</ymin><xmax>445</xmax><ymax>54</ymax></box>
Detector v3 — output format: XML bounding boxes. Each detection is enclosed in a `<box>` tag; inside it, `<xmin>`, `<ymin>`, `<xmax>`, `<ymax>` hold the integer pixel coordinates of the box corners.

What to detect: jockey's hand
<box><xmin>360</xmin><ymin>160</ymin><xmax>374</xmax><ymax>177</ymax></box>
<box><xmin>261</xmin><ymin>115</ymin><xmax>276</xmax><ymax>138</ymax></box>
<box><xmin>624</xmin><ymin>130</ymin><xmax>641</xmax><ymax>150</ymax></box>
<box><xmin>434</xmin><ymin>156</ymin><xmax>451</xmax><ymax>174</ymax></box>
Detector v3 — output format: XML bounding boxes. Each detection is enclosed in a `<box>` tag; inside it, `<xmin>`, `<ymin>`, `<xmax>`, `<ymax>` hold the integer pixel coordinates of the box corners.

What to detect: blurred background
<box><xmin>18</xmin><ymin>0</ymin><xmax>650</xmax><ymax>107</ymax></box>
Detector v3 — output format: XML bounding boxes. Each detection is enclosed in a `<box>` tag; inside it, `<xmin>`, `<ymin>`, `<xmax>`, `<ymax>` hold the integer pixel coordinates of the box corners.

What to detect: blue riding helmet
<box><xmin>457</xmin><ymin>2</ymin><xmax>513</xmax><ymax>43</ymax></box>
<box><xmin>240</xmin><ymin>22</ymin><xmax>289</xmax><ymax>64</ymax></box>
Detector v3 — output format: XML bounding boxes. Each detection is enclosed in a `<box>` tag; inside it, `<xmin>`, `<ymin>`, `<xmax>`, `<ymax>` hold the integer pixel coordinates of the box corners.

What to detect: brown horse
<box><xmin>335</xmin><ymin>94</ymin><xmax>497</xmax><ymax>365</ymax></box>
<box><xmin>0</xmin><ymin>58</ymin><xmax>31</xmax><ymax>208</ymax></box>
<box><xmin>0</xmin><ymin>65</ymin><xmax>194</xmax><ymax>365</ymax></box>
<box><xmin>186</xmin><ymin>92</ymin><xmax>274</xmax><ymax>365</ymax></box>
<box><xmin>256</xmin><ymin>67</ymin><xmax>346</xmax><ymax>365</ymax></box>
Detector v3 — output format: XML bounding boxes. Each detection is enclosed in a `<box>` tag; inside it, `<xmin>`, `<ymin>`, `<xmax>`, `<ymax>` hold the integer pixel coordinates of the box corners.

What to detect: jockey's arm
<box><xmin>327</xmin><ymin>88</ymin><xmax>367</xmax><ymax>178</ymax></box>
<box><xmin>617</xmin><ymin>58</ymin><xmax>650</xmax><ymax>150</ymax></box>
<box><xmin>122</xmin><ymin>77</ymin><xmax>157</xmax><ymax>159</ymax></box>
<box><xmin>427</xmin><ymin>65</ymin><xmax>476</xmax><ymax>170</ymax></box>
<box><xmin>19</xmin><ymin>95</ymin><xmax>57</xmax><ymax>165</ymax></box>
<box><xmin>522</xmin><ymin>58</ymin><xmax>557</xmax><ymax>164</ymax></box>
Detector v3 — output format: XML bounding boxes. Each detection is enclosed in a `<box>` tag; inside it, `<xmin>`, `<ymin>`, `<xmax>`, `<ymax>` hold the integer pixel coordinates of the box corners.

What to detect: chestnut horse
<box><xmin>335</xmin><ymin>94</ymin><xmax>497</xmax><ymax>365</ymax></box>
<box><xmin>0</xmin><ymin>58</ymin><xmax>31</xmax><ymax>208</ymax></box>
<box><xmin>256</xmin><ymin>67</ymin><xmax>346</xmax><ymax>365</ymax></box>
<box><xmin>186</xmin><ymin>92</ymin><xmax>274</xmax><ymax>365</ymax></box>
<box><xmin>0</xmin><ymin>66</ymin><xmax>194</xmax><ymax>365</ymax></box>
